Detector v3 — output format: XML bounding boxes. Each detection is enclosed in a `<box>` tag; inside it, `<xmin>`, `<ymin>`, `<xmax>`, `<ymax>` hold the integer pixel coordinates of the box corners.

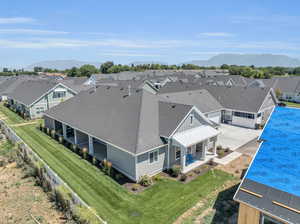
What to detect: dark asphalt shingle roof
<box><xmin>158</xmin><ymin>89</ymin><xmax>223</xmax><ymax>113</ymax></box>
<box><xmin>9</xmin><ymin>79</ymin><xmax>58</xmax><ymax>106</ymax></box>
<box><xmin>159</xmin><ymin>82</ymin><xmax>273</xmax><ymax>113</ymax></box>
<box><xmin>45</xmin><ymin>87</ymin><xmax>193</xmax><ymax>154</ymax></box>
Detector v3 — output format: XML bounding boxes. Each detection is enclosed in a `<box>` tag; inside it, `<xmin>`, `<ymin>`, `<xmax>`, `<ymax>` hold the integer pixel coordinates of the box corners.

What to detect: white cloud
<box><xmin>0</xmin><ymin>17</ymin><xmax>36</xmax><ymax>24</ymax></box>
<box><xmin>198</xmin><ymin>32</ymin><xmax>234</xmax><ymax>37</ymax></box>
<box><xmin>0</xmin><ymin>29</ymin><xmax>69</xmax><ymax>35</ymax></box>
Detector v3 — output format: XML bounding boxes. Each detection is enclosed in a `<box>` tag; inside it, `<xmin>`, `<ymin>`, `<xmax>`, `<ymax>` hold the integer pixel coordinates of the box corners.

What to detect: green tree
<box><xmin>100</xmin><ymin>61</ymin><xmax>114</xmax><ymax>73</ymax></box>
<box><xmin>79</xmin><ymin>64</ymin><xmax>98</xmax><ymax>77</ymax></box>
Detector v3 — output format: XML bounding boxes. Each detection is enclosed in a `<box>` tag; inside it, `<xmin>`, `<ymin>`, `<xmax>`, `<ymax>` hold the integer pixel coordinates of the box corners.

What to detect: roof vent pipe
<box><xmin>128</xmin><ymin>85</ymin><xmax>131</xmax><ymax>96</ymax></box>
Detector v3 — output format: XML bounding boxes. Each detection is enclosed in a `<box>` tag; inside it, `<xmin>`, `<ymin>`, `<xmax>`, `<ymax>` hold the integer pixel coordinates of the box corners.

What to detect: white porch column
<box><xmin>62</xmin><ymin>124</ymin><xmax>67</xmax><ymax>139</ymax></box>
<box><xmin>52</xmin><ymin>119</ymin><xmax>56</xmax><ymax>130</ymax></box>
<box><xmin>181</xmin><ymin>146</ymin><xmax>186</xmax><ymax>171</ymax></box>
<box><xmin>74</xmin><ymin>129</ymin><xmax>78</xmax><ymax>145</ymax></box>
<box><xmin>88</xmin><ymin>135</ymin><xmax>94</xmax><ymax>156</ymax></box>
<box><xmin>213</xmin><ymin>136</ymin><xmax>218</xmax><ymax>156</ymax></box>
<box><xmin>202</xmin><ymin>140</ymin><xmax>207</xmax><ymax>160</ymax></box>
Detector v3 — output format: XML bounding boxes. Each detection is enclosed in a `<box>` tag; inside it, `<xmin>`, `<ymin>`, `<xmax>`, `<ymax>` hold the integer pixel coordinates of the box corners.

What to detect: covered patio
<box><xmin>172</xmin><ymin>125</ymin><xmax>219</xmax><ymax>173</ymax></box>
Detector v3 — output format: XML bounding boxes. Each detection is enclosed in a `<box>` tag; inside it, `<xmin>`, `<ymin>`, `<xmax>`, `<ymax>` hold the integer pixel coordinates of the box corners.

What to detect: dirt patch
<box><xmin>216</xmin><ymin>154</ymin><xmax>252</xmax><ymax>179</ymax></box>
<box><xmin>175</xmin><ymin>179</ymin><xmax>240</xmax><ymax>224</ymax></box>
<box><xmin>0</xmin><ymin>156</ymin><xmax>65</xmax><ymax>224</ymax></box>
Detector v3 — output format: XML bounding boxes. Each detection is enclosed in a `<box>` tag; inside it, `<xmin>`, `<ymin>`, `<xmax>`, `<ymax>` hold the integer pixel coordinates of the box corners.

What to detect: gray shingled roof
<box><xmin>272</xmin><ymin>76</ymin><xmax>300</xmax><ymax>93</ymax></box>
<box><xmin>159</xmin><ymin>82</ymin><xmax>273</xmax><ymax>113</ymax></box>
<box><xmin>158</xmin><ymin>89</ymin><xmax>223</xmax><ymax>113</ymax></box>
<box><xmin>45</xmin><ymin>87</ymin><xmax>193</xmax><ymax>154</ymax></box>
<box><xmin>203</xmin><ymin>86</ymin><xmax>272</xmax><ymax>113</ymax></box>
<box><xmin>8</xmin><ymin>79</ymin><xmax>58</xmax><ymax>106</ymax></box>
<box><xmin>60</xmin><ymin>77</ymin><xmax>90</xmax><ymax>93</ymax></box>
<box><xmin>159</xmin><ymin>101</ymin><xmax>193</xmax><ymax>137</ymax></box>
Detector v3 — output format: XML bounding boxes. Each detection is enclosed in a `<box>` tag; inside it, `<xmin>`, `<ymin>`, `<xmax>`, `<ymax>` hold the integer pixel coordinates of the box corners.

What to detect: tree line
<box><xmin>2</xmin><ymin>62</ymin><xmax>300</xmax><ymax>78</ymax></box>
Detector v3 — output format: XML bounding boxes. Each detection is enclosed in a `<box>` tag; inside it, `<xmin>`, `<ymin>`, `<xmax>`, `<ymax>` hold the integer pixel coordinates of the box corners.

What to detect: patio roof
<box><xmin>173</xmin><ymin>125</ymin><xmax>219</xmax><ymax>148</ymax></box>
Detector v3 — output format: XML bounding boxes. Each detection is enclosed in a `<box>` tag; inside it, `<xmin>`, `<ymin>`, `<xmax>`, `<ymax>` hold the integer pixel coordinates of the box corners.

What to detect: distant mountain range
<box><xmin>18</xmin><ymin>54</ymin><xmax>300</xmax><ymax>71</ymax></box>
<box><xmin>129</xmin><ymin>61</ymin><xmax>168</xmax><ymax>66</ymax></box>
<box><xmin>26</xmin><ymin>60</ymin><xmax>102</xmax><ymax>71</ymax></box>
<box><xmin>184</xmin><ymin>54</ymin><xmax>300</xmax><ymax>67</ymax></box>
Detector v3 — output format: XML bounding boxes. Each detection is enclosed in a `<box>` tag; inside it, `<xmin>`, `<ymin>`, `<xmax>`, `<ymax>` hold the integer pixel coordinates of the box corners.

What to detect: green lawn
<box><xmin>0</xmin><ymin>105</ymin><xmax>234</xmax><ymax>224</ymax></box>
<box><xmin>282</xmin><ymin>101</ymin><xmax>300</xmax><ymax>108</ymax></box>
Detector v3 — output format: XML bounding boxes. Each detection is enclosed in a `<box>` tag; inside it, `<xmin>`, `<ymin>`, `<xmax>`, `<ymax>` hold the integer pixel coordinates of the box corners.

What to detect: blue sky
<box><xmin>1</xmin><ymin>0</ymin><xmax>300</xmax><ymax>67</ymax></box>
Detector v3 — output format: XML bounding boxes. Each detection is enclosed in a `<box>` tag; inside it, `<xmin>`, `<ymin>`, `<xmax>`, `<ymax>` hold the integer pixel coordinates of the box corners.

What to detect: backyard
<box><xmin>282</xmin><ymin>101</ymin><xmax>300</xmax><ymax>108</ymax></box>
<box><xmin>0</xmin><ymin>104</ymin><xmax>235</xmax><ymax>224</ymax></box>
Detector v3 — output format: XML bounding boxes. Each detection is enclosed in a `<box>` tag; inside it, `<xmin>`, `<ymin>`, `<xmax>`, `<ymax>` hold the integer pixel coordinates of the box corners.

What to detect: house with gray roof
<box><xmin>43</xmin><ymin>86</ymin><xmax>220</xmax><ymax>182</ymax></box>
<box><xmin>7</xmin><ymin>79</ymin><xmax>78</xmax><ymax>119</ymax></box>
<box><xmin>159</xmin><ymin>82</ymin><xmax>277</xmax><ymax>129</ymax></box>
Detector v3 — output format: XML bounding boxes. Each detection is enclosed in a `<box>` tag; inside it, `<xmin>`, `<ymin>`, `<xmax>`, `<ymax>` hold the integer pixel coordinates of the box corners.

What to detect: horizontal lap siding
<box><xmin>136</xmin><ymin>146</ymin><xmax>168</xmax><ymax>180</ymax></box>
<box><xmin>106</xmin><ymin>144</ymin><xmax>136</xmax><ymax>181</ymax></box>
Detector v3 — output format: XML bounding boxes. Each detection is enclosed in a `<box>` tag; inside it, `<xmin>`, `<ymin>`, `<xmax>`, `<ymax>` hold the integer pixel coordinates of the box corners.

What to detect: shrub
<box><xmin>58</xmin><ymin>136</ymin><xmax>64</xmax><ymax>144</ymax></box>
<box><xmin>170</xmin><ymin>165</ymin><xmax>181</xmax><ymax>177</ymax></box>
<box><xmin>194</xmin><ymin>168</ymin><xmax>201</xmax><ymax>174</ymax></box>
<box><xmin>82</xmin><ymin>147</ymin><xmax>88</xmax><ymax>160</ymax></box>
<box><xmin>102</xmin><ymin>159</ymin><xmax>112</xmax><ymax>176</ymax></box>
<box><xmin>180</xmin><ymin>173</ymin><xmax>187</xmax><ymax>182</ymax></box>
<box><xmin>92</xmin><ymin>156</ymin><xmax>97</xmax><ymax>166</ymax></box>
<box><xmin>131</xmin><ymin>184</ymin><xmax>140</xmax><ymax>191</ymax></box>
<box><xmin>50</xmin><ymin>130</ymin><xmax>56</xmax><ymax>139</ymax></box>
<box><xmin>216</xmin><ymin>145</ymin><xmax>222</xmax><ymax>151</ymax></box>
<box><xmin>138</xmin><ymin>175</ymin><xmax>152</xmax><ymax>187</ymax></box>
<box><xmin>39</xmin><ymin>123</ymin><xmax>45</xmax><ymax>132</ymax></box>
<box><xmin>73</xmin><ymin>205</ymin><xmax>99</xmax><ymax>224</ymax></box>
<box><xmin>115</xmin><ymin>173</ymin><xmax>124</xmax><ymax>181</ymax></box>
<box><xmin>54</xmin><ymin>185</ymin><xmax>72</xmax><ymax>212</ymax></box>
<box><xmin>71</xmin><ymin>144</ymin><xmax>77</xmax><ymax>152</ymax></box>
<box><xmin>218</xmin><ymin>150</ymin><xmax>225</xmax><ymax>157</ymax></box>
<box><xmin>153</xmin><ymin>174</ymin><xmax>163</xmax><ymax>182</ymax></box>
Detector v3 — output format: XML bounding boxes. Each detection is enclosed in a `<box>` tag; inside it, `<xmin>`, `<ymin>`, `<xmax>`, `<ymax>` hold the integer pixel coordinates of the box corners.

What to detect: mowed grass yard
<box><xmin>0</xmin><ymin>105</ymin><xmax>234</xmax><ymax>224</ymax></box>
<box><xmin>282</xmin><ymin>101</ymin><xmax>300</xmax><ymax>108</ymax></box>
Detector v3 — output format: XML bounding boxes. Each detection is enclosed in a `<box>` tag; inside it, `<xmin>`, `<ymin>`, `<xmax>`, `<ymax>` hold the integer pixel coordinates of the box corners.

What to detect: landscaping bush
<box><xmin>170</xmin><ymin>165</ymin><xmax>181</xmax><ymax>177</ymax></box>
<box><xmin>71</xmin><ymin>144</ymin><xmax>77</xmax><ymax>152</ymax></box>
<box><xmin>73</xmin><ymin>205</ymin><xmax>100</xmax><ymax>224</ymax></box>
<box><xmin>114</xmin><ymin>173</ymin><xmax>124</xmax><ymax>181</ymax></box>
<box><xmin>216</xmin><ymin>145</ymin><xmax>222</xmax><ymax>151</ymax></box>
<box><xmin>82</xmin><ymin>147</ymin><xmax>88</xmax><ymax>160</ymax></box>
<box><xmin>54</xmin><ymin>185</ymin><xmax>72</xmax><ymax>212</ymax></box>
<box><xmin>180</xmin><ymin>173</ymin><xmax>187</xmax><ymax>182</ymax></box>
<box><xmin>194</xmin><ymin>168</ymin><xmax>201</xmax><ymax>174</ymax></box>
<box><xmin>58</xmin><ymin>136</ymin><xmax>64</xmax><ymax>144</ymax></box>
<box><xmin>138</xmin><ymin>175</ymin><xmax>152</xmax><ymax>187</ymax></box>
<box><xmin>131</xmin><ymin>184</ymin><xmax>140</xmax><ymax>191</ymax></box>
<box><xmin>153</xmin><ymin>174</ymin><xmax>163</xmax><ymax>182</ymax></box>
<box><xmin>92</xmin><ymin>156</ymin><xmax>97</xmax><ymax>166</ymax></box>
<box><xmin>39</xmin><ymin>123</ymin><xmax>45</xmax><ymax>132</ymax></box>
<box><xmin>102</xmin><ymin>159</ymin><xmax>112</xmax><ymax>176</ymax></box>
<box><xmin>50</xmin><ymin>130</ymin><xmax>56</xmax><ymax>139</ymax></box>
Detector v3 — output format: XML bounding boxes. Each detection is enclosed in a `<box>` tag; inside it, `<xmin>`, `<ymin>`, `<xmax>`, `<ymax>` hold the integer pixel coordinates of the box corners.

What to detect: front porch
<box><xmin>172</xmin><ymin>125</ymin><xmax>219</xmax><ymax>173</ymax></box>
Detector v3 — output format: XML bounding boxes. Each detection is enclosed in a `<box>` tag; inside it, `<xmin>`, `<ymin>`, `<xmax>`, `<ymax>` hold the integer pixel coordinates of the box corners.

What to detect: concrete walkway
<box><xmin>11</xmin><ymin>121</ymin><xmax>37</xmax><ymax>127</ymax></box>
<box><xmin>214</xmin><ymin>151</ymin><xmax>242</xmax><ymax>165</ymax></box>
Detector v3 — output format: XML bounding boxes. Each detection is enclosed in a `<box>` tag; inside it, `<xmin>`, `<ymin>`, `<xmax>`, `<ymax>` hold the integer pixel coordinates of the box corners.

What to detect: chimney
<box><xmin>128</xmin><ymin>85</ymin><xmax>131</xmax><ymax>96</ymax></box>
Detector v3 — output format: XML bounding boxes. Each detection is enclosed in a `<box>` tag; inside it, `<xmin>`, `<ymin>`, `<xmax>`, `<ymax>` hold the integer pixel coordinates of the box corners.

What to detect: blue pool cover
<box><xmin>246</xmin><ymin>106</ymin><xmax>300</xmax><ymax>197</ymax></box>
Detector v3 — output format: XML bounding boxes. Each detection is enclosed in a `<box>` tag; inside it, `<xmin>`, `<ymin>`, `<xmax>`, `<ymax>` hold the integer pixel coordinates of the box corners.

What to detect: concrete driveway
<box><xmin>217</xmin><ymin>124</ymin><xmax>262</xmax><ymax>151</ymax></box>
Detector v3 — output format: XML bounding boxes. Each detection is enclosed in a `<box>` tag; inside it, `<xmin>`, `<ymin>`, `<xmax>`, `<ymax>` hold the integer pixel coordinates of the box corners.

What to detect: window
<box><xmin>36</xmin><ymin>107</ymin><xmax>44</xmax><ymax>114</ymax></box>
<box><xmin>53</xmin><ymin>91</ymin><xmax>66</xmax><ymax>99</ymax></box>
<box><xmin>190</xmin><ymin>114</ymin><xmax>194</xmax><ymax>125</ymax></box>
<box><xmin>233</xmin><ymin>111</ymin><xmax>255</xmax><ymax>119</ymax></box>
<box><xmin>175</xmin><ymin>147</ymin><xmax>181</xmax><ymax>160</ymax></box>
<box><xmin>149</xmin><ymin>150</ymin><xmax>158</xmax><ymax>164</ymax></box>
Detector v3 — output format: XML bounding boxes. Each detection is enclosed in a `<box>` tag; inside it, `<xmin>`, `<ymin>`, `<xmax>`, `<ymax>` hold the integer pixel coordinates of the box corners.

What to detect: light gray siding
<box><xmin>136</xmin><ymin>145</ymin><xmax>168</xmax><ymax>180</ymax></box>
<box><xmin>260</xmin><ymin>92</ymin><xmax>276</xmax><ymax>111</ymax></box>
<box><xmin>175</xmin><ymin>109</ymin><xmax>207</xmax><ymax>133</ymax></box>
<box><xmin>29</xmin><ymin>85</ymin><xmax>75</xmax><ymax>119</ymax></box>
<box><xmin>106</xmin><ymin>144</ymin><xmax>136</xmax><ymax>181</ymax></box>
<box><xmin>44</xmin><ymin>116</ymin><xmax>55</xmax><ymax>130</ymax></box>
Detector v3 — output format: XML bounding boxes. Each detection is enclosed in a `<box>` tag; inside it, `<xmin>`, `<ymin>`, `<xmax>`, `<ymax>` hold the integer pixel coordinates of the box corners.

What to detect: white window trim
<box><xmin>175</xmin><ymin>146</ymin><xmax>181</xmax><ymax>161</ymax></box>
<box><xmin>149</xmin><ymin>150</ymin><xmax>159</xmax><ymax>164</ymax></box>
